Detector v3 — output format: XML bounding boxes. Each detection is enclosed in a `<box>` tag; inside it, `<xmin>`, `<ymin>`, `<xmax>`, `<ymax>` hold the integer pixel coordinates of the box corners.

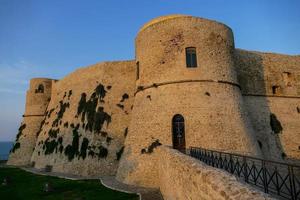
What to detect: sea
<box><xmin>0</xmin><ymin>141</ymin><xmax>13</xmax><ymax>160</ymax></box>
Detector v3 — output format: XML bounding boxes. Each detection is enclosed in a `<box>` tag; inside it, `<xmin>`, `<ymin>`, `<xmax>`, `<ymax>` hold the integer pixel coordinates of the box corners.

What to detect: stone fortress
<box><xmin>8</xmin><ymin>15</ymin><xmax>300</xmax><ymax>199</ymax></box>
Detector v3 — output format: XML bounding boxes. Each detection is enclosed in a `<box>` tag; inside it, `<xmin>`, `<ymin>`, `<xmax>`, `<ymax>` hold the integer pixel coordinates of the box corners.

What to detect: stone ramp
<box><xmin>100</xmin><ymin>176</ymin><xmax>163</xmax><ymax>200</ymax></box>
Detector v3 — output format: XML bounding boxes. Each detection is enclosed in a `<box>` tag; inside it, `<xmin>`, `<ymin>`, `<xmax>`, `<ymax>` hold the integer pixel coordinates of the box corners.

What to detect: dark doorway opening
<box><xmin>172</xmin><ymin>114</ymin><xmax>186</xmax><ymax>150</ymax></box>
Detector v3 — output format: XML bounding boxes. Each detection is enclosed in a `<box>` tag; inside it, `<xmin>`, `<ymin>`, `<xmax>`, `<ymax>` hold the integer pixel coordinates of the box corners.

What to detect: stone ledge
<box><xmin>158</xmin><ymin>146</ymin><xmax>275</xmax><ymax>200</ymax></box>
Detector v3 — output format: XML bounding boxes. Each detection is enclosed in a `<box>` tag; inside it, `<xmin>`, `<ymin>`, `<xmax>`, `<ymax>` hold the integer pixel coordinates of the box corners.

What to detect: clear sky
<box><xmin>0</xmin><ymin>0</ymin><xmax>299</xmax><ymax>141</ymax></box>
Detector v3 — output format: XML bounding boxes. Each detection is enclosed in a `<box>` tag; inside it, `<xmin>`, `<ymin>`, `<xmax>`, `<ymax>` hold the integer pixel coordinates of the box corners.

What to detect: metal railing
<box><xmin>189</xmin><ymin>147</ymin><xmax>300</xmax><ymax>200</ymax></box>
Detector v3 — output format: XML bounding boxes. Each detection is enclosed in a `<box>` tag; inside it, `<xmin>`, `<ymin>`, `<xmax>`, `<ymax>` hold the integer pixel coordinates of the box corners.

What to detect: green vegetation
<box><xmin>93</xmin><ymin>107</ymin><xmax>111</xmax><ymax>133</ymax></box>
<box><xmin>64</xmin><ymin>128</ymin><xmax>80</xmax><ymax>161</ymax></box>
<box><xmin>270</xmin><ymin>113</ymin><xmax>283</xmax><ymax>134</ymax></box>
<box><xmin>106</xmin><ymin>85</ymin><xmax>112</xmax><ymax>90</ymax></box>
<box><xmin>88</xmin><ymin>145</ymin><xmax>109</xmax><ymax>159</ymax></box>
<box><xmin>68</xmin><ymin>90</ymin><xmax>72</xmax><ymax>98</ymax></box>
<box><xmin>79</xmin><ymin>138</ymin><xmax>89</xmax><ymax>160</ymax></box>
<box><xmin>36</xmin><ymin>118</ymin><xmax>46</xmax><ymax>137</ymax></box>
<box><xmin>10</xmin><ymin>123</ymin><xmax>26</xmax><ymax>153</ymax></box>
<box><xmin>16</xmin><ymin>124</ymin><xmax>26</xmax><ymax>141</ymax></box>
<box><xmin>52</xmin><ymin>101</ymin><xmax>70</xmax><ymax>127</ymax></box>
<box><xmin>141</xmin><ymin>139</ymin><xmax>162</xmax><ymax>154</ymax></box>
<box><xmin>116</xmin><ymin>146</ymin><xmax>124</xmax><ymax>160</ymax></box>
<box><xmin>116</xmin><ymin>104</ymin><xmax>124</xmax><ymax>109</ymax></box>
<box><xmin>64</xmin><ymin>122</ymin><xmax>69</xmax><ymax>128</ymax></box>
<box><xmin>124</xmin><ymin>128</ymin><xmax>128</xmax><ymax>137</ymax></box>
<box><xmin>98</xmin><ymin>146</ymin><xmax>108</xmax><ymax>158</ymax></box>
<box><xmin>95</xmin><ymin>83</ymin><xmax>107</xmax><ymax>101</ymax></box>
<box><xmin>11</xmin><ymin>142</ymin><xmax>21</xmax><ymax>153</ymax></box>
<box><xmin>77</xmin><ymin>85</ymin><xmax>111</xmax><ymax>134</ymax></box>
<box><xmin>48</xmin><ymin>128</ymin><xmax>59</xmax><ymax>138</ymax></box>
<box><xmin>0</xmin><ymin>168</ymin><xmax>138</xmax><ymax>200</ymax></box>
<box><xmin>47</xmin><ymin>108</ymin><xmax>55</xmax><ymax>118</ymax></box>
<box><xmin>44</xmin><ymin>139</ymin><xmax>59</xmax><ymax>155</ymax></box>
<box><xmin>77</xmin><ymin>93</ymin><xmax>87</xmax><ymax>116</ymax></box>
<box><xmin>120</xmin><ymin>93</ymin><xmax>129</xmax><ymax>102</ymax></box>
<box><xmin>106</xmin><ymin>137</ymin><xmax>112</xmax><ymax>145</ymax></box>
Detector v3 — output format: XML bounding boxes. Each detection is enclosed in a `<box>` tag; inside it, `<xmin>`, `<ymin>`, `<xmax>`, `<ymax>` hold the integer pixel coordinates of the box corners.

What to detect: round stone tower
<box><xmin>8</xmin><ymin>78</ymin><xmax>53</xmax><ymax>166</ymax></box>
<box><xmin>117</xmin><ymin>15</ymin><xmax>261</xmax><ymax>187</ymax></box>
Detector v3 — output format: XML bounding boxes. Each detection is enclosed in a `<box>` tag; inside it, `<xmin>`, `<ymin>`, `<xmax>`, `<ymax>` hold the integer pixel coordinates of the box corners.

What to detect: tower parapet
<box><xmin>135</xmin><ymin>15</ymin><xmax>237</xmax><ymax>87</ymax></box>
<box><xmin>7</xmin><ymin>78</ymin><xmax>53</xmax><ymax>166</ymax></box>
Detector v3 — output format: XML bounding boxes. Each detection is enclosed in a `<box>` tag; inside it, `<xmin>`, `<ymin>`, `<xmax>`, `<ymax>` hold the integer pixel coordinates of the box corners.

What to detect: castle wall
<box><xmin>8</xmin><ymin>78</ymin><xmax>52</xmax><ymax>166</ymax></box>
<box><xmin>30</xmin><ymin>61</ymin><xmax>136</xmax><ymax>176</ymax></box>
<box><xmin>235</xmin><ymin>50</ymin><xmax>300</xmax><ymax>161</ymax></box>
<box><xmin>117</xmin><ymin>16</ymin><xmax>261</xmax><ymax>187</ymax></box>
<box><xmin>158</xmin><ymin>146</ymin><xmax>274</xmax><ymax>200</ymax></box>
<box><xmin>6</xmin><ymin>15</ymin><xmax>300</xmax><ymax>196</ymax></box>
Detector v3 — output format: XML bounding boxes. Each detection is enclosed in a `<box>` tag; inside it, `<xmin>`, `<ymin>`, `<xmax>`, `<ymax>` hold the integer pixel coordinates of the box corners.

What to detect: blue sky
<box><xmin>0</xmin><ymin>0</ymin><xmax>300</xmax><ymax>141</ymax></box>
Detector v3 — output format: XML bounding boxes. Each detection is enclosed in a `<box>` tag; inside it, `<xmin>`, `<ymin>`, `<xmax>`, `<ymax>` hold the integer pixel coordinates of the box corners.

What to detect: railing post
<box><xmin>219</xmin><ymin>152</ymin><xmax>222</xmax><ymax>168</ymax></box>
<box><xmin>274</xmin><ymin>167</ymin><xmax>280</xmax><ymax>195</ymax></box>
<box><xmin>262</xmin><ymin>160</ymin><xmax>268</xmax><ymax>194</ymax></box>
<box><xmin>230</xmin><ymin>154</ymin><xmax>234</xmax><ymax>174</ymax></box>
<box><xmin>288</xmin><ymin>165</ymin><xmax>296</xmax><ymax>200</ymax></box>
<box><xmin>243</xmin><ymin>156</ymin><xmax>248</xmax><ymax>183</ymax></box>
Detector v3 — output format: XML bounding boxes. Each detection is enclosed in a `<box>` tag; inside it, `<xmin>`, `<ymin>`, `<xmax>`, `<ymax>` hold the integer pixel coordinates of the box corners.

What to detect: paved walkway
<box><xmin>5</xmin><ymin>166</ymin><xmax>163</xmax><ymax>200</ymax></box>
<box><xmin>101</xmin><ymin>176</ymin><xmax>163</xmax><ymax>200</ymax></box>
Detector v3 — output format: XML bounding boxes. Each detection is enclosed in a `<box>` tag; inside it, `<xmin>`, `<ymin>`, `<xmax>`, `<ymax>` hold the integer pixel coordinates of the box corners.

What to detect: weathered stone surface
<box><xmin>7</xmin><ymin>15</ymin><xmax>300</xmax><ymax>198</ymax></box>
<box><xmin>235</xmin><ymin>50</ymin><xmax>300</xmax><ymax>162</ymax></box>
<box><xmin>117</xmin><ymin>14</ymin><xmax>261</xmax><ymax>188</ymax></box>
<box><xmin>8</xmin><ymin>78</ymin><xmax>53</xmax><ymax>166</ymax></box>
<box><xmin>158</xmin><ymin>146</ymin><xmax>274</xmax><ymax>200</ymax></box>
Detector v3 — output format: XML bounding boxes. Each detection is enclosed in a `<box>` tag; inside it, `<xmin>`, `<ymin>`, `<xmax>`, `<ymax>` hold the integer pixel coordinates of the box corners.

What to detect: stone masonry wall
<box><xmin>158</xmin><ymin>146</ymin><xmax>274</xmax><ymax>200</ymax></box>
<box><xmin>30</xmin><ymin>61</ymin><xmax>136</xmax><ymax>176</ymax></box>
<box><xmin>117</xmin><ymin>15</ymin><xmax>261</xmax><ymax>188</ymax></box>
<box><xmin>8</xmin><ymin>78</ymin><xmax>53</xmax><ymax>166</ymax></box>
<box><xmin>235</xmin><ymin>50</ymin><xmax>300</xmax><ymax>161</ymax></box>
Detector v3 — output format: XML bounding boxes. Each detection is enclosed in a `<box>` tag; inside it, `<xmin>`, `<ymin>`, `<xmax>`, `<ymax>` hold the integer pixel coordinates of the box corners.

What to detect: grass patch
<box><xmin>0</xmin><ymin>167</ymin><xmax>138</xmax><ymax>200</ymax></box>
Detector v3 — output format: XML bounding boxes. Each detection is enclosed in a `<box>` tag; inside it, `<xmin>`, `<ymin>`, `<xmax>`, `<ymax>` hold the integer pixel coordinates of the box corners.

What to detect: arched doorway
<box><xmin>172</xmin><ymin>114</ymin><xmax>186</xmax><ymax>150</ymax></box>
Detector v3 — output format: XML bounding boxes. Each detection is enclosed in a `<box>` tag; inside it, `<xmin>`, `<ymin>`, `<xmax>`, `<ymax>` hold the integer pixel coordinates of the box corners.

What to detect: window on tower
<box><xmin>185</xmin><ymin>47</ymin><xmax>197</xmax><ymax>68</ymax></box>
<box><xmin>136</xmin><ymin>61</ymin><xmax>140</xmax><ymax>80</ymax></box>
<box><xmin>35</xmin><ymin>84</ymin><xmax>44</xmax><ymax>93</ymax></box>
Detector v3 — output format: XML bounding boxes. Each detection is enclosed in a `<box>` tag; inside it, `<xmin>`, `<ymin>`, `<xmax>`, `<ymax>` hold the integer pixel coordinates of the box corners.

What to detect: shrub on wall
<box><xmin>16</xmin><ymin>124</ymin><xmax>26</xmax><ymax>141</ymax></box>
<box><xmin>11</xmin><ymin>142</ymin><xmax>21</xmax><ymax>153</ymax></box>
<box><xmin>52</xmin><ymin>100</ymin><xmax>70</xmax><ymax>127</ymax></box>
<box><xmin>270</xmin><ymin>113</ymin><xmax>283</xmax><ymax>134</ymax></box>
<box><xmin>116</xmin><ymin>146</ymin><xmax>124</xmax><ymax>160</ymax></box>
<box><xmin>98</xmin><ymin>146</ymin><xmax>108</xmax><ymax>158</ymax></box>
<box><xmin>64</xmin><ymin>128</ymin><xmax>80</xmax><ymax>161</ymax></box>
<box><xmin>44</xmin><ymin>139</ymin><xmax>59</xmax><ymax>155</ymax></box>
<box><xmin>141</xmin><ymin>139</ymin><xmax>162</xmax><ymax>154</ymax></box>
<box><xmin>76</xmin><ymin>85</ymin><xmax>111</xmax><ymax>134</ymax></box>
<box><xmin>79</xmin><ymin>138</ymin><xmax>89</xmax><ymax>160</ymax></box>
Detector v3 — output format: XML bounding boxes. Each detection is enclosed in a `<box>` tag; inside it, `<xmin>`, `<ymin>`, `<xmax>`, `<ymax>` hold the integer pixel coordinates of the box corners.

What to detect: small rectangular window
<box><xmin>272</xmin><ymin>85</ymin><xmax>280</xmax><ymax>94</ymax></box>
<box><xmin>186</xmin><ymin>47</ymin><xmax>197</xmax><ymax>68</ymax></box>
<box><xmin>136</xmin><ymin>61</ymin><xmax>140</xmax><ymax>80</ymax></box>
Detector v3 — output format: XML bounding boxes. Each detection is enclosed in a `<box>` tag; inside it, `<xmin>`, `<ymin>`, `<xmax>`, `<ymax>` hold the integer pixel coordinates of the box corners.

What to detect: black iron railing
<box><xmin>189</xmin><ymin>147</ymin><xmax>300</xmax><ymax>200</ymax></box>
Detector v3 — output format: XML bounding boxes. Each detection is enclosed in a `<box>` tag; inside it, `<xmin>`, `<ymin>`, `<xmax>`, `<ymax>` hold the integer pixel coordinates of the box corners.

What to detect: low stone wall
<box><xmin>158</xmin><ymin>146</ymin><xmax>274</xmax><ymax>200</ymax></box>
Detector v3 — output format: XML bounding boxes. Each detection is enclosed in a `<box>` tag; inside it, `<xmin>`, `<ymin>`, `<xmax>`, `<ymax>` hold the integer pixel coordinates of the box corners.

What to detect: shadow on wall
<box><xmin>235</xmin><ymin>50</ymin><xmax>285</xmax><ymax>162</ymax></box>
